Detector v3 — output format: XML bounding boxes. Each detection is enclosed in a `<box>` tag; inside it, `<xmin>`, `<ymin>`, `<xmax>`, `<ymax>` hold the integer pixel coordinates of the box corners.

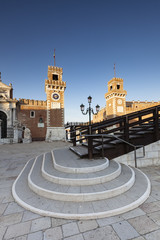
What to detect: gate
<box><xmin>0</xmin><ymin>111</ymin><xmax>7</xmax><ymax>138</ymax></box>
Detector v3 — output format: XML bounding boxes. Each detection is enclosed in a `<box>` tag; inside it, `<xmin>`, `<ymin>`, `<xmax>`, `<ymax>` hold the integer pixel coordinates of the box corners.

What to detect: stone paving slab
<box><xmin>44</xmin><ymin>227</ymin><xmax>62</xmax><ymax>240</ymax></box>
<box><xmin>77</xmin><ymin>220</ymin><xmax>98</xmax><ymax>232</ymax></box>
<box><xmin>97</xmin><ymin>215</ymin><xmax>123</xmax><ymax>226</ymax></box>
<box><xmin>62</xmin><ymin>222</ymin><xmax>79</xmax><ymax>238</ymax></box>
<box><xmin>83</xmin><ymin>225</ymin><xmax>120</xmax><ymax>240</ymax></box>
<box><xmin>128</xmin><ymin>215</ymin><xmax>159</xmax><ymax>235</ymax></box>
<box><xmin>0</xmin><ymin>141</ymin><xmax>160</xmax><ymax>240</ymax></box>
<box><xmin>147</xmin><ymin>210</ymin><xmax>160</xmax><ymax>225</ymax></box>
<box><xmin>121</xmin><ymin>207</ymin><xmax>146</xmax><ymax>220</ymax></box>
<box><xmin>28</xmin><ymin>231</ymin><xmax>43</xmax><ymax>240</ymax></box>
<box><xmin>112</xmin><ymin>220</ymin><xmax>139</xmax><ymax>239</ymax></box>
<box><xmin>30</xmin><ymin>217</ymin><xmax>51</xmax><ymax>232</ymax></box>
<box><xmin>144</xmin><ymin>229</ymin><xmax>160</xmax><ymax>240</ymax></box>
<box><xmin>4</xmin><ymin>221</ymin><xmax>31</xmax><ymax>239</ymax></box>
<box><xmin>0</xmin><ymin>212</ymin><xmax>23</xmax><ymax>227</ymax></box>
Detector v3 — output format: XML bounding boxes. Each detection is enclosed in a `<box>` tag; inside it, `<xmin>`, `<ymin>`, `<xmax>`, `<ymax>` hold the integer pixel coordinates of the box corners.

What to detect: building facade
<box><xmin>0</xmin><ymin>64</ymin><xmax>66</xmax><ymax>143</ymax></box>
<box><xmin>93</xmin><ymin>76</ymin><xmax>160</xmax><ymax>123</ymax></box>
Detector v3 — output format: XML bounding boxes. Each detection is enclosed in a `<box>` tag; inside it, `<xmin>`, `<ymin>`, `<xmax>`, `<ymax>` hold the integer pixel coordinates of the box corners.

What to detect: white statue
<box><xmin>23</xmin><ymin>128</ymin><xmax>32</xmax><ymax>143</ymax></box>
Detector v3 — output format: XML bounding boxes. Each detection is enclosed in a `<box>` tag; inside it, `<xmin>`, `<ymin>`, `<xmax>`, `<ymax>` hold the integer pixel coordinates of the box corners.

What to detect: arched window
<box><xmin>30</xmin><ymin>111</ymin><xmax>35</xmax><ymax>118</ymax></box>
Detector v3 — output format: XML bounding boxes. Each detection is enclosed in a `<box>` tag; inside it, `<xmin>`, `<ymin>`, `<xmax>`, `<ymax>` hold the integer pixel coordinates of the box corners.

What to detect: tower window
<box><xmin>110</xmin><ymin>86</ymin><xmax>112</xmax><ymax>90</ymax></box>
<box><xmin>117</xmin><ymin>84</ymin><xmax>120</xmax><ymax>89</ymax></box>
<box><xmin>52</xmin><ymin>74</ymin><xmax>58</xmax><ymax>80</ymax></box>
<box><xmin>30</xmin><ymin>111</ymin><xmax>35</xmax><ymax>118</ymax></box>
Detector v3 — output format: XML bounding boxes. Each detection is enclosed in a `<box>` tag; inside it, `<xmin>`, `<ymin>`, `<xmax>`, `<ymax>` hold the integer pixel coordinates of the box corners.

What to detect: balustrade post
<box><xmin>71</xmin><ymin>126</ymin><xmax>76</xmax><ymax>146</ymax></box>
<box><xmin>139</xmin><ymin>115</ymin><xmax>142</xmax><ymax>125</ymax></box>
<box><xmin>79</xmin><ymin>130</ymin><xmax>82</xmax><ymax>143</ymax></box>
<box><xmin>154</xmin><ymin>107</ymin><xmax>159</xmax><ymax>141</ymax></box>
<box><xmin>124</xmin><ymin>116</ymin><xmax>129</xmax><ymax>152</ymax></box>
<box><xmin>88</xmin><ymin>125</ymin><xmax>93</xmax><ymax>159</ymax></box>
<box><xmin>65</xmin><ymin>129</ymin><xmax>68</xmax><ymax>140</ymax></box>
<box><xmin>120</xmin><ymin>121</ymin><xmax>123</xmax><ymax>132</ymax></box>
<box><xmin>98</xmin><ymin>128</ymin><xmax>101</xmax><ymax>134</ymax></box>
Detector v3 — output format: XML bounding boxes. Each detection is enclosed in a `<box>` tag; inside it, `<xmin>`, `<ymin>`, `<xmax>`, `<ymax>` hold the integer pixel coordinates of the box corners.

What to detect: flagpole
<box><xmin>114</xmin><ymin>63</ymin><xmax>116</xmax><ymax>78</ymax></box>
<box><xmin>54</xmin><ymin>49</ymin><xmax>56</xmax><ymax>66</ymax></box>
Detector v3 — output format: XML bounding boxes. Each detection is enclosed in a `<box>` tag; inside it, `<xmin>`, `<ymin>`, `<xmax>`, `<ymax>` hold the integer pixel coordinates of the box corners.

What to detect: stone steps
<box><xmin>42</xmin><ymin>152</ymin><xmax>121</xmax><ymax>185</ymax></box>
<box><xmin>28</xmin><ymin>155</ymin><xmax>135</xmax><ymax>202</ymax></box>
<box><xmin>12</xmin><ymin>148</ymin><xmax>151</xmax><ymax>220</ymax></box>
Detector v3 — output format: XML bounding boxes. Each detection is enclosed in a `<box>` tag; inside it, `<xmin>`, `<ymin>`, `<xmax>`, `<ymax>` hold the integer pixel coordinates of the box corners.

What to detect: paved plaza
<box><xmin>1</xmin><ymin>142</ymin><xmax>160</xmax><ymax>240</ymax></box>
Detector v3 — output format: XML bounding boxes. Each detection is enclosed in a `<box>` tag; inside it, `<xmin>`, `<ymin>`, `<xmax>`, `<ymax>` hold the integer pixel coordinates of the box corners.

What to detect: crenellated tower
<box><xmin>105</xmin><ymin>77</ymin><xmax>127</xmax><ymax>118</ymax></box>
<box><xmin>45</xmin><ymin>65</ymin><xmax>66</xmax><ymax>141</ymax></box>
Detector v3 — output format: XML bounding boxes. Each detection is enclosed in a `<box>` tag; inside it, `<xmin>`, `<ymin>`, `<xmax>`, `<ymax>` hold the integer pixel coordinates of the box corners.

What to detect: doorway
<box><xmin>0</xmin><ymin>111</ymin><xmax>7</xmax><ymax>138</ymax></box>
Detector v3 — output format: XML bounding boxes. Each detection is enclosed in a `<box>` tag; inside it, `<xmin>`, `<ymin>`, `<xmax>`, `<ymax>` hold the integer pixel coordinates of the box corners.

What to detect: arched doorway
<box><xmin>0</xmin><ymin>111</ymin><xmax>7</xmax><ymax>138</ymax></box>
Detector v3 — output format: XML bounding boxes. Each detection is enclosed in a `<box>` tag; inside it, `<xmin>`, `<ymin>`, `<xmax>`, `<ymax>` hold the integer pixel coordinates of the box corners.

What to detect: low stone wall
<box><xmin>114</xmin><ymin>140</ymin><xmax>160</xmax><ymax>167</ymax></box>
<box><xmin>46</xmin><ymin>127</ymin><xmax>66</xmax><ymax>141</ymax></box>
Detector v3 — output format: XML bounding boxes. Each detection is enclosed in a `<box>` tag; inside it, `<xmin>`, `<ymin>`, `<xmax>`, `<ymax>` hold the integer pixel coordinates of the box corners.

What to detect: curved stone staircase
<box><xmin>12</xmin><ymin>148</ymin><xmax>151</xmax><ymax>220</ymax></box>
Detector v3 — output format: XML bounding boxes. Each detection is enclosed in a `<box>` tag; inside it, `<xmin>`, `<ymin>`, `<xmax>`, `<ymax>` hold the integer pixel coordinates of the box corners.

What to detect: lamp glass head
<box><xmin>80</xmin><ymin>104</ymin><xmax>85</xmax><ymax>111</ymax></box>
<box><xmin>88</xmin><ymin>96</ymin><xmax>92</xmax><ymax>103</ymax></box>
<box><xmin>96</xmin><ymin>104</ymin><xmax>100</xmax><ymax>112</ymax></box>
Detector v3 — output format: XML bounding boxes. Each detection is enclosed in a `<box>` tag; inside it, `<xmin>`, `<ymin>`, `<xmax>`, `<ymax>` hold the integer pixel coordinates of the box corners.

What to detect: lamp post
<box><xmin>80</xmin><ymin>96</ymin><xmax>100</xmax><ymax>159</ymax></box>
<box><xmin>80</xmin><ymin>96</ymin><xmax>100</xmax><ymax>126</ymax></box>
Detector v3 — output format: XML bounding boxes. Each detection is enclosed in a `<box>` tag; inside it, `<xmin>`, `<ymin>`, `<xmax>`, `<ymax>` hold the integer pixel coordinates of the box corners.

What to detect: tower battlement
<box><xmin>45</xmin><ymin>79</ymin><xmax>66</xmax><ymax>87</ymax></box>
<box><xmin>48</xmin><ymin>66</ymin><xmax>63</xmax><ymax>72</ymax></box>
<box><xmin>19</xmin><ymin>98</ymin><xmax>47</xmax><ymax>106</ymax></box>
<box><xmin>109</xmin><ymin>77</ymin><xmax>123</xmax><ymax>82</ymax></box>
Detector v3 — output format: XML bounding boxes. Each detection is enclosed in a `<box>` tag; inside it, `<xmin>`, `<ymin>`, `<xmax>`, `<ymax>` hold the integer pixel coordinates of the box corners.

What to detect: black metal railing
<box><xmin>85</xmin><ymin>133</ymin><xmax>145</xmax><ymax>167</ymax></box>
<box><xmin>66</xmin><ymin>105</ymin><xmax>160</xmax><ymax>160</ymax></box>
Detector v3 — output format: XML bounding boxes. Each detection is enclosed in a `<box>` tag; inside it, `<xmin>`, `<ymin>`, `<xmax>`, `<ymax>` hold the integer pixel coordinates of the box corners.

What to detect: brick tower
<box><xmin>45</xmin><ymin>65</ymin><xmax>66</xmax><ymax>141</ymax></box>
<box><xmin>105</xmin><ymin>77</ymin><xmax>127</xmax><ymax>118</ymax></box>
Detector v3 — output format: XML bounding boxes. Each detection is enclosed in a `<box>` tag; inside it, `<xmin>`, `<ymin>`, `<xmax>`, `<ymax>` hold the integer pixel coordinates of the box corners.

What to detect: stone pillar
<box><xmin>13</xmin><ymin>108</ymin><xmax>16</xmax><ymax>122</ymax></box>
<box><xmin>13</xmin><ymin>120</ymin><xmax>19</xmax><ymax>143</ymax></box>
<box><xmin>10</xmin><ymin>108</ymin><xmax>13</xmax><ymax>126</ymax></box>
<box><xmin>7</xmin><ymin>126</ymin><xmax>14</xmax><ymax>138</ymax></box>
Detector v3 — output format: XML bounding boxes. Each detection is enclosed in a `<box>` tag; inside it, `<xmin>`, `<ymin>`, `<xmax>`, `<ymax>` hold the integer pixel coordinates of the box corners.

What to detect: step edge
<box><xmin>52</xmin><ymin>150</ymin><xmax>109</xmax><ymax>174</ymax></box>
<box><xmin>12</xmin><ymin>166</ymin><xmax>151</xmax><ymax>220</ymax></box>
<box><xmin>29</xmin><ymin>158</ymin><xmax>135</xmax><ymax>202</ymax></box>
<box><xmin>42</xmin><ymin>157</ymin><xmax>121</xmax><ymax>186</ymax></box>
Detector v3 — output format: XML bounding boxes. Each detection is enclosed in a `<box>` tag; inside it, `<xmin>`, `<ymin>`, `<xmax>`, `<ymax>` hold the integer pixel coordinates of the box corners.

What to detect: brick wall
<box><xmin>17</xmin><ymin>106</ymin><xmax>47</xmax><ymax>141</ymax></box>
<box><xmin>49</xmin><ymin>108</ymin><xmax>64</xmax><ymax>127</ymax></box>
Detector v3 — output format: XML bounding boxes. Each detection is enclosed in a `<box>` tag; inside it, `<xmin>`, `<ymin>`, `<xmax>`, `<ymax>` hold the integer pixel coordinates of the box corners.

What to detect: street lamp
<box><xmin>80</xmin><ymin>96</ymin><xmax>100</xmax><ymax>125</ymax></box>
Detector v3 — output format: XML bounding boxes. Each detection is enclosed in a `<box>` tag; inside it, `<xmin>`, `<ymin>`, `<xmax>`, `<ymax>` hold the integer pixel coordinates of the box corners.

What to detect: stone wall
<box><xmin>114</xmin><ymin>140</ymin><xmax>160</xmax><ymax>167</ymax></box>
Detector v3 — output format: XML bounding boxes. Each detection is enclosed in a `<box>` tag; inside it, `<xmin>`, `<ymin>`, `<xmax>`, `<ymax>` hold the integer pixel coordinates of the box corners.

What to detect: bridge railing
<box><xmin>66</xmin><ymin>105</ymin><xmax>160</xmax><ymax>157</ymax></box>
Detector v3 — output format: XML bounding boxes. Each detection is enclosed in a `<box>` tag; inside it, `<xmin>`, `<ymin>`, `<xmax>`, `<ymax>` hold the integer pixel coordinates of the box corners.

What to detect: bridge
<box><xmin>66</xmin><ymin>105</ymin><xmax>160</xmax><ymax>166</ymax></box>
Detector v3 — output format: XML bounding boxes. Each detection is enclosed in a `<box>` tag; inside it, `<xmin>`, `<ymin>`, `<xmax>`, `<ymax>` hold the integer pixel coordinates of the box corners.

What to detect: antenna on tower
<box><xmin>114</xmin><ymin>63</ymin><xmax>116</xmax><ymax>78</ymax></box>
<box><xmin>53</xmin><ymin>49</ymin><xmax>56</xmax><ymax>66</ymax></box>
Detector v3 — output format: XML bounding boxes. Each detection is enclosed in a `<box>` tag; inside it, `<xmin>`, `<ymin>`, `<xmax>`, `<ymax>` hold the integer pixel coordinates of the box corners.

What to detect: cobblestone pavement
<box><xmin>1</xmin><ymin>141</ymin><xmax>160</xmax><ymax>240</ymax></box>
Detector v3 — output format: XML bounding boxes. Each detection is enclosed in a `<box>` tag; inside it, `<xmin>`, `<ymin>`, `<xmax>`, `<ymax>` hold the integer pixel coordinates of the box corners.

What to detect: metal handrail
<box><xmin>85</xmin><ymin>133</ymin><xmax>145</xmax><ymax>168</ymax></box>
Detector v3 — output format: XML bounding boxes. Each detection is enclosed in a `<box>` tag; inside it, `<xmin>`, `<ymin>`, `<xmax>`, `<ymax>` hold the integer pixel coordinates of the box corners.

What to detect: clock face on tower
<box><xmin>117</xmin><ymin>99</ymin><xmax>122</xmax><ymax>105</ymax></box>
<box><xmin>52</xmin><ymin>92</ymin><xmax>60</xmax><ymax>101</ymax></box>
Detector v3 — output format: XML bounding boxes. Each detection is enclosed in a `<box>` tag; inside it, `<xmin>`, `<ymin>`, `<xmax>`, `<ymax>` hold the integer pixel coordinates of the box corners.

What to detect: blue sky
<box><xmin>0</xmin><ymin>0</ymin><xmax>160</xmax><ymax>122</ymax></box>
